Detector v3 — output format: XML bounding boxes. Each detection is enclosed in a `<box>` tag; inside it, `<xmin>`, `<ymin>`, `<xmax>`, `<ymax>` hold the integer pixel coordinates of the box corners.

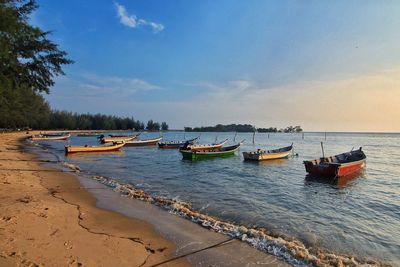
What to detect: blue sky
<box><xmin>34</xmin><ymin>0</ymin><xmax>400</xmax><ymax>131</ymax></box>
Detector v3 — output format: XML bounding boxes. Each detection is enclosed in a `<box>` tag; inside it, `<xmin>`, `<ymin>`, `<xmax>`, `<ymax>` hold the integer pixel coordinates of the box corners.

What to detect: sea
<box><xmin>29</xmin><ymin>132</ymin><xmax>400</xmax><ymax>266</ymax></box>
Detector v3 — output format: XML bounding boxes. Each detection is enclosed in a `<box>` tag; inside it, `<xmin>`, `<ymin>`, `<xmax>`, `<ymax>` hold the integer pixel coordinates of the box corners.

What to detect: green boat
<box><xmin>180</xmin><ymin>142</ymin><xmax>242</xmax><ymax>160</ymax></box>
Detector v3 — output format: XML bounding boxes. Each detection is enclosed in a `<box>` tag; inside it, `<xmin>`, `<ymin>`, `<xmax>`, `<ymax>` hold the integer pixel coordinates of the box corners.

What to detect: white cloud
<box><xmin>80</xmin><ymin>73</ymin><xmax>160</xmax><ymax>96</ymax></box>
<box><xmin>48</xmin><ymin>73</ymin><xmax>160</xmax><ymax>100</ymax></box>
<box><xmin>115</xmin><ymin>2</ymin><xmax>164</xmax><ymax>33</ymax></box>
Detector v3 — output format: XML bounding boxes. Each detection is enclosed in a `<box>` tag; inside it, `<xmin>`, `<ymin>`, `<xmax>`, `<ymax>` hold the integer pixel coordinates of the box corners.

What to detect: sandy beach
<box><xmin>0</xmin><ymin>132</ymin><xmax>189</xmax><ymax>267</ymax></box>
<box><xmin>0</xmin><ymin>132</ymin><xmax>288</xmax><ymax>267</ymax></box>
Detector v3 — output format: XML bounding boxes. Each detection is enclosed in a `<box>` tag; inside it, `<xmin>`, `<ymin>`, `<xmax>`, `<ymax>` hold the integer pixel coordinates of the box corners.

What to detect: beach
<box><xmin>0</xmin><ymin>132</ymin><xmax>288</xmax><ymax>267</ymax></box>
<box><xmin>0</xmin><ymin>132</ymin><xmax>188</xmax><ymax>266</ymax></box>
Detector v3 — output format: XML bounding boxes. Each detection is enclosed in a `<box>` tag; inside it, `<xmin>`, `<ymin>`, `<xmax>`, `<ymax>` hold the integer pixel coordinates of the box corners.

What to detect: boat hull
<box><xmin>31</xmin><ymin>134</ymin><xmax>71</xmax><ymax>141</ymax></box>
<box><xmin>65</xmin><ymin>143</ymin><xmax>125</xmax><ymax>154</ymax></box>
<box><xmin>243</xmin><ymin>150</ymin><xmax>291</xmax><ymax>161</ymax></box>
<box><xmin>124</xmin><ymin>137</ymin><xmax>162</xmax><ymax>147</ymax></box>
<box><xmin>180</xmin><ymin>143</ymin><xmax>241</xmax><ymax>160</ymax></box>
<box><xmin>304</xmin><ymin>160</ymin><xmax>366</xmax><ymax>178</ymax></box>
<box><xmin>124</xmin><ymin>140</ymin><xmax>159</xmax><ymax>146</ymax></box>
<box><xmin>181</xmin><ymin>139</ymin><xmax>228</xmax><ymax>152</ymax></box>
<box><xmin>304</xmin><ymin>148</ymin><xmax>366</xmax><ymax>178</ymax></box>
<box><xmin>101</xmin><ymin>134</ymin><xmax>139</xmax><ymax>143</ymax></box>
<box><xmin>181</xmin><ymin>150</ymin><xmax>237</xmax><ymax>160</ymax></box>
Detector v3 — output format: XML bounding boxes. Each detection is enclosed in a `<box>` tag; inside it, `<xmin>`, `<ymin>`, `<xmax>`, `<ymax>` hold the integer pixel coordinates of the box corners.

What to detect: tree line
<box><xmin>0</xmin><ymin>0</ymin><xmax>169</xmax><ymax>131</ymax></box>
<box><xmin>49</xmin><ymin>111</ymin><xmax>168</xmax><ymax>131</ymax></box>
<box><xmin>0</xmin><ymin>107</ymin><xmax>168</xmax><ymax>131</ymax></box>
<box><xmin>184</xmin><ymin>124</ymin><xmax>302</xmax><ymax>133</ymax></box>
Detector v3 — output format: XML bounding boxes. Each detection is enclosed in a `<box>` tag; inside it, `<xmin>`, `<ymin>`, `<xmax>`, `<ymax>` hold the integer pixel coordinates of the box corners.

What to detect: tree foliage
<box><xmin>257</xmin><ymin>127</ymin><xmax>278</xmax><ymax>133</ymax></box>
<box><xmin>161</xmin><ymin>122</ymin><xmax>168</xmax><ymax>131</ymax></box>
<box><xmin>0</xmin><ymin>84</ymin><xmax>51</xmax><ymax>129</ymax></box>
<box><xmin>0</xmin><ymin>0</ymin><xmax>73</xmax><ymax>93</ymax></box>
<box><xmin>184</xmin><ymin>124</ymin><xmax>303</xmax><ymax>133</ymax></box>
<box><xmin>184</xmin><ymin>124</ymin><xmax>256</xmax><ymax>132</ymax></box>
<box><xmin>0</xmin><ymin>0</ymin><xmax>73</xmax><ymax>129</ymax></box>
<box><xmin>146</xmin><ymin>120</ymin><xmax>160</xmax><ymax>131</ymax></box>
<box><xmin>48</xmin><ymin>111</ymin><xmax>147</xmax><ymax>131</ymax></box>
<box><xmin>279</xmin><ymin>126</ymin><xmax>302</xmax><ymax>133</ymax></box>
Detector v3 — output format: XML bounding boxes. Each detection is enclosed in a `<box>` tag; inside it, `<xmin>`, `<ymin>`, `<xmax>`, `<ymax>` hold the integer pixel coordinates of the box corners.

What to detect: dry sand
<box><xmin>0</xmin><ymin>132</ymin><xmax>189</xmax><ymax>267</ymax></box>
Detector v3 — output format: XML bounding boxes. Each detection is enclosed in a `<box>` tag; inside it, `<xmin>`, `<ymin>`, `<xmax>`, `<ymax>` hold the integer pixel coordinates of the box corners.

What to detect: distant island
<box><xmin>184</xmin><ymin>124</ymin><xmax>302</xmax><ymax>133</ymax></box>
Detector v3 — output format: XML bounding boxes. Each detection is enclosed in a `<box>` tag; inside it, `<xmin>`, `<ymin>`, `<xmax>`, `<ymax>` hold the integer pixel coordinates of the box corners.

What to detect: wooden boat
<box><xmin>303</xmin><ymin>147</ymin><xmax>366</xmax><ymax>178</ymax></box>
<box><xmin>180</xmin><ymin>142</ymin><xmax>242</xmax><ymax>160</ymax></box>
<box><xmin>30</xmin><ymin>133</ymin><xmax>71</xmax><ymax>141</ymax></box>
<box><xmin>101</xmin><ymin>133</ymin><xmax>140</xmax><ymax>143</ymax></box>
<box><xmin>42</xmin><ymin>132</ymin><xmax>65</xmax><ymax>137</ymax></box>
<box><xmin>124</xmin><ymin>136</ymin><xmax>163</xmax><ymax>147</ymax></box>
<box><xmin>243</xmin><ymin>144</ymin><xmax>293</xmax><ymax>161</ymax></box>
<box><xmin>65</xmin><ymin>142</ymin><xmax>125</xmax><ymax>154</ymax></box>
<box><xmin>180</xmin><ymin>139</ymin><xmax>228</xmax><ymax>152</ymax></box>
<box><xmin>158</xmin><ymin>136</ymin><xmax>199</xmax><ymax>149</ymax></box>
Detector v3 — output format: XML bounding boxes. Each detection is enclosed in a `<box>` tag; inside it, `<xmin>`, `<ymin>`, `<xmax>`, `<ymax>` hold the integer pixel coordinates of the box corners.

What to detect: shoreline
<box><xmin>0</xmin><ymin>131</ymin><xmax>288</xmax><ymax>267</ymax></box>
<box><xmin>0</xmin><ymin>132</ymin><xmax>189</xmax><ymax>267</ymax></box>
<box><xmin>1</xmin><ymin>131</ymin><xmax>391</xmax><ymax>266</ymax></box>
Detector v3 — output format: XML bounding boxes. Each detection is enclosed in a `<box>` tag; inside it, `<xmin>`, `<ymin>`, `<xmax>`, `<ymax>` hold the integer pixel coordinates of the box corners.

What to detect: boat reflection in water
<box><xmin>243</xmin><ymin>158</ymin><xmax>288</xmax><ymax>166</ymax></box>
<box><xmin>65</xmin><ymin>150</ymin><xmax>124</xmax><ymax>159</ymax></box>
<box><xmin>305</xmin><ymin>169</ymin><xmax>365</xmax><ymax>188</ymax></box>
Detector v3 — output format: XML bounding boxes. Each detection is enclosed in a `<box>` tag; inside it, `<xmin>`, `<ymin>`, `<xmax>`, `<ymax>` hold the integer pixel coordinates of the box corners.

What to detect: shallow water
<box><xmin>34</xmin><ymin>132</ymin><xmax>400</xmax><ymax>265</ymax></box>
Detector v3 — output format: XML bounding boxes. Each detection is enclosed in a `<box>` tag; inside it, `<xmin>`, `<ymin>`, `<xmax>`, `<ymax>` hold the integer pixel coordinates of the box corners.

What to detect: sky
<box><xmin>32</xmin><ymin>0</ymin><xmax>400</xmax><ymax>132</ymax></box>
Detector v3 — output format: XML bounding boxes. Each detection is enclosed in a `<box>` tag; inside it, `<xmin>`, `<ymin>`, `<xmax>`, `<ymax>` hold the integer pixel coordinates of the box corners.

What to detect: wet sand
<box><xmin>0</xmin><ymin>131</ymin><xmax>288</xmax><ymax>267</ymax></box>
<box><xmin>0</xmin><ymin>132</ymin><xmax>188</xmax><ymax>267</ymax></box>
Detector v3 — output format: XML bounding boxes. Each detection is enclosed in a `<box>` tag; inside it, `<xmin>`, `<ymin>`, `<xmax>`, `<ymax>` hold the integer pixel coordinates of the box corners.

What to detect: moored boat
<box><xmin>30</xmin><ymin>133</ymin><xmax>71</xmax><ymax>141</ymax></box>
<box><xmin>303</xmin><ymin>147</ymin><xmax>366</xmax><ymax>178</ymax></box>
<box><xmin>243</xmin><ymin>144</ymin><xmax>293</xmax><ymax>161</ymax></box>
<box><xmin>180</xmin><ymin>142</ymin><xmax>242</xmax><ymax>160</ymax></box>
<box><xmin>180</xmin><ymin>139</ymin><xmax>228</xmax><ymax>152</ymax></box>
<box><xmin>158</xmin><ymin>136</ymin><xmax>199</xmax><ymax>149</ymax></box>
<box><xmin>124</xmin><ymin>136</ymin><xmax>163</xmax><ymax>147</ymax></box>
<box><xmin>101</xmin><ymin>133</ymin><xmax>140</xmax><ymax>143</ymax></box>
<box><xmin>65</xmin><ymin>142</ymin><xmax>125</xmax><ymax>154</ymax></box>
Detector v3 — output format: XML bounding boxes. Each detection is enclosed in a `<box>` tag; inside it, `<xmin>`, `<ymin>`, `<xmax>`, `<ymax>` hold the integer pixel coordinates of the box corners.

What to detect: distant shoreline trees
<box><xmin>184</xmin><ymin>124</ymin><xmax>303</xmax><ymax>133</ymax></box>
<box><xmin>50</xmin><ymin>111</ymin><xmax>147</xmax><ymax>131</ymax></box>
<box><xmin>2</xmin><ymin>109</ymin><xmax>167</xmax><ymax>131</ymax></box>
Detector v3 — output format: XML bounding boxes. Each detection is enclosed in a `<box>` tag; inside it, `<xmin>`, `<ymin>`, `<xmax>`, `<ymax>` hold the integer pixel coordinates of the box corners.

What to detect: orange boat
<box><xmin>65</xmin><ymin>142</ymin><xmax>125</xmax><ymax>154</ymax></box>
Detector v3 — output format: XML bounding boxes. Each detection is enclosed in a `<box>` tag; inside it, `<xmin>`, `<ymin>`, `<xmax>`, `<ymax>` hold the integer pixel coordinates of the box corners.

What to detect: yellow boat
<box><xmin>243</xmin><ymin>144</ymin><xmax>293</xmax><ymax>161</ymax></box>
<box><xmin>100</xmin><ymin>133</ymin><xmax>140</xmax><ymax>143</ymax></box>
<box><xmin>30</xmin><ymin>133</ymin><xmax>71</xmax><ymax>141</ymax></box>
<box><xmin>65</xmin><ymin>142</ymin><xmax>125</xmax><ymax>154</ymax></box>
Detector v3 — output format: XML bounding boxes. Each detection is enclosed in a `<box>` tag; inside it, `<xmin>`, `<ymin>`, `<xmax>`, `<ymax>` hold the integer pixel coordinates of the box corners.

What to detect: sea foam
<box><xmin>90</xmin><ymin>175</ymin><xmax>385</xmax><ymax>267</ymax></box>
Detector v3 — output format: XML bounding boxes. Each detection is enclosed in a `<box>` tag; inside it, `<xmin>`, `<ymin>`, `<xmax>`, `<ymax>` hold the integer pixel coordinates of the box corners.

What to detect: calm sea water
<box><xmin>35</xmin><ymin>132</ymin><xmax>400</xmax><ymax>265</ymax></box>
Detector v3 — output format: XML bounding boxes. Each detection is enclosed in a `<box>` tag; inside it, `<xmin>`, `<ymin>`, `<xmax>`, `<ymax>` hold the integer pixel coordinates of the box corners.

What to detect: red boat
<box><xmin>304</xmin><ymin>147</ymin><xmax>366</xmax><ymax>178</ymax></box>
